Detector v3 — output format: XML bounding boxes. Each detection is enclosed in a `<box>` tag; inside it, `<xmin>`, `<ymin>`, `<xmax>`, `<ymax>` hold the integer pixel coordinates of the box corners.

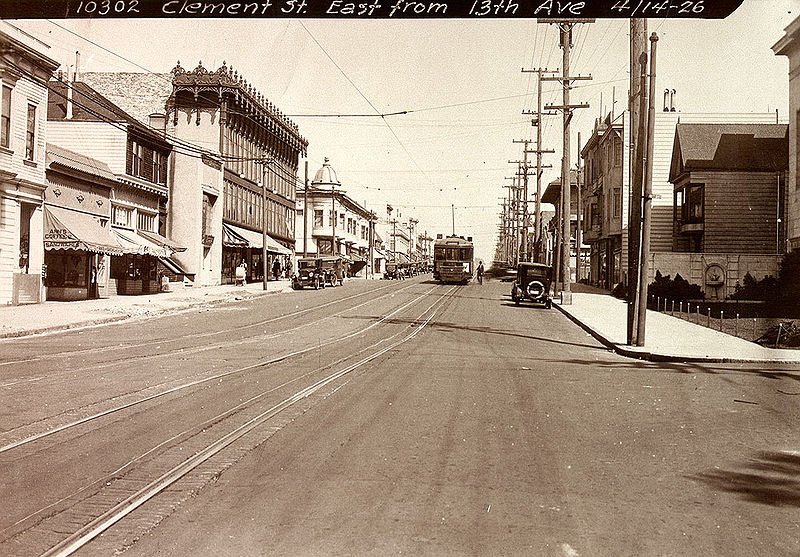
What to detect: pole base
<box><xmin>560</xmin><ymin>290</ymin><xmax>572</xmax><ymax>305</ymax></box>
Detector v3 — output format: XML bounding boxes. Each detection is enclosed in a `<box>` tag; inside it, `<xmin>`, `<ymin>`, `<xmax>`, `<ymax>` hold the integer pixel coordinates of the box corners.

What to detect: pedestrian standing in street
<box><xmin>477</xmin><ymin>261</ymin><xmax>484</xmax><ymax>285</ymax></box>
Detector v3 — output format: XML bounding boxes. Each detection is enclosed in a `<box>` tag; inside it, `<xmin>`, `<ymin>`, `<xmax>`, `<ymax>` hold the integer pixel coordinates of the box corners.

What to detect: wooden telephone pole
<box><xmin>540</xmin><ymin>18</ymin><xmax>593</xmax><ymax>302</ymax></box>
<box><xmin>521</xmin><ymin>67</ymin><xmax>557</xmax><ymax>263</ymax></box>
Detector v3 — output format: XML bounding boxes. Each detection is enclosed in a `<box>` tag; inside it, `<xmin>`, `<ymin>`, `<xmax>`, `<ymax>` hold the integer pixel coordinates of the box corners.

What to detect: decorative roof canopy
<box><xmin>168</xmin><ymin>60</ymin><xmax>307</xmax><ymax>152</ymax></box>
<box><xmin>312</xmin><ymin>157</ymin><xmax>341</xmax><ymax>187</ymax></box>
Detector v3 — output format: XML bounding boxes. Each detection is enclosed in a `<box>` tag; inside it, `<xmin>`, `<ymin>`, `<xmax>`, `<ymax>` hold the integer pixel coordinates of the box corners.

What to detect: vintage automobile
<box><xmin>511</xmin><ymin>262</ymin><xmax>553</xmax><ymax>308</ymax></box>
<box><xmin>292</xmin><ymin>257</ymin><xmax>325</xmax><ymax>290</ymax></box>
<box><xmin>320</xmin><ymin>256</ymin><xmax>344</xmax><ymax>286</ymax></box>
<box><xmin>384</xmin><ymin>262</ymin><xmax>400</xmax><ymax>280</ymax></box>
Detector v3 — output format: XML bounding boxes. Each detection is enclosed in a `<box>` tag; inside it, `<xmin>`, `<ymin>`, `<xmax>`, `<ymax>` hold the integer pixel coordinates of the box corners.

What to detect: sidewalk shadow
<box><xmin>689</xmin><ymin>450</ymin><xmax>800</xmax><ymax>507</ymax></box>
<box><xmin>544</xmin><ymin>357</ymin><xmax>800</xmax><ymax>382</ymax></box>
<box><xmin>427</xmin><ymin>320</ymin><xmax>607</xmax><ymax>351</ymax></box>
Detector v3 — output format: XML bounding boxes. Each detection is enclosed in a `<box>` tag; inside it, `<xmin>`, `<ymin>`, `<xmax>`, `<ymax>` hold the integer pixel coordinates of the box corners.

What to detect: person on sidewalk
<box><xmin>476</xmin><ymin>261</ymin><xmax>484</xmax><ymax>285</ymax></box>
<box><xmin>272</xmin><ymin>258</ymin><xmax>281</xmax><ymax>281</ymax></box>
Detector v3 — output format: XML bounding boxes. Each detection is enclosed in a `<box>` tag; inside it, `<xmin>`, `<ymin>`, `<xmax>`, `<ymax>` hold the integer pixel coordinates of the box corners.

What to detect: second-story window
<box><xmin>152</xmin><ymin>151</ymin><xmax>167</xmax><ymax>185</ymax></box>
<box><xmin>25</xmin><ymin>104</ymin><xmax>36</xmax><ymax>160</ymax></box>
<box><xmin>130</xmin><ymin>139</ymin><xmax>148</xmax><ymax>178</ymax></box>
<box><xmin>112</xmin><ymin>205</ymin><xmax>133</xmax><ymax>228</ymax></box>
<box><xmin>137</xmin><ymin>211</ymin><xmax>156</xmax><ymax>232</ymax></box>
<box><xmin>314</xmin><ymin>209</ymin><xmax>323</xmax><ymax>227</ymax></box>
<box><xmin>1</xmin><ymin>85</ymin><xmax>11</xmax><ymax>149</ymax></box>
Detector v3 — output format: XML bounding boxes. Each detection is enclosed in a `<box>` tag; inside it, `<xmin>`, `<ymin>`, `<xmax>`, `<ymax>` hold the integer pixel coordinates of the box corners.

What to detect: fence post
<box><xmin>720</xmin><ymin>310</ymin><xmax>724</xmax><ymax>332</ymax></box>
<box><xmin>707</xmin><ymin>307</ymin><xmax>711</xmax><ymax>328</ymax></box>
<box><xmin>671</xmin><ymin>300</ymin><xmax>675</xmax><ymax>314</ymax></box>
<box><xmin>697</xmin><ymin>304</ymin><xmax>700</xmax><ymax>324</ymax></box>
<box><xmin>753</xmin><ymin>318</ymin><xmax>757</xmax><ymax>341</ymax></box>
<box><xmin>680</xmin><ymin>301</ymin><xmax>683</xmax><ymax>319</ymax></box>
<box><xmin>735</xmin><ymin>313</ymin><xmax>739</xmax><ymax>337</ymax></box>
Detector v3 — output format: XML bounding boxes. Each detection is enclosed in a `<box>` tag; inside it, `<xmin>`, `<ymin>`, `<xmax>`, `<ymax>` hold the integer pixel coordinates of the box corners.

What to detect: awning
<box><xmin>112</xmin><ymin>228</ymin><xmax>171</xmax><ymax>258</ymax></box>
<box><xmin>44</xmin><ymin>205</ymin><xmax>124</xmax><ymax>256</ymax></box>
<box><xmin>158</xmin><ymin>256</ymin><xmax>189</xmax><ymax>275</ymax></box>
<box><xmin>222</xmin><ymin>223</ymin><xmax>248</xmax><ymax>247</ymax></box>
<box><xmin>224</xmin><ymin>223</ymin><xmax>292</xmax><ymax>255</ymax></box>
<box><xmin>139</xmin><ymin>230</ymin><xmax>187</xmax><ymax>253</ymax></box>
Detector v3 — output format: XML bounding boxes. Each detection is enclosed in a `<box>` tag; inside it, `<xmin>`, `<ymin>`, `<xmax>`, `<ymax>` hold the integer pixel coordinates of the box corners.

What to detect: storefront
<box><xmin>222</xmin><ymin>222</ymin><xmax>291</xmax><ymax>284</ymax></box>
<box><xmin>110</xmin><ymin>228</ymin><xmax>174</xmax><ymax>295</ymax></box>
<box><xmin>43</xmin><ymin>205</ymin><xmax>123</xmax><ymax>301</ymax></box>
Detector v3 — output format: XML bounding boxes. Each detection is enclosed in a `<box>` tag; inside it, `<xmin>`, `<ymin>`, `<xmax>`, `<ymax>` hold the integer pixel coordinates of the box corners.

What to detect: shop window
<box><xmin>19</xmin><ymin>203</ymin><xmax>33</xmax><ymax>272</ymax></box>
<box><xmin>112</xmin><ymin>205</ymin><xmax>133</xmax><ymax>228</ymax></box>
<box><xmin>25</xmin><ymin>104</ymin><xmax>36</xmax><ymax>160</ymax></box>
<box><xmin>0</xmin><ymin>84</ymin><xmax>10</xmax><ymax>148</ymax></box>
<box><xmin>46</xmin><ymin>251</ymin><xmax>88</xmax><ymax>288</ymax></box>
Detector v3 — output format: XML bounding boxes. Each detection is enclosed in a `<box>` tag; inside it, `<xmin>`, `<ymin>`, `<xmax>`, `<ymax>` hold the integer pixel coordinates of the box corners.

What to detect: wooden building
<box><xmin>0</xmin><ymin>24</ymin><xmax>59</xmax><ymax>305</ymax></box>
<box><xmin>669</xmin><ymin>123</ymin><xmax>788</xmax><ymax>254</ymax></box>
<box><xmin>47</xmin><ymin>79</ymin><xmax>181</xmax><ymax>295</ymax></box>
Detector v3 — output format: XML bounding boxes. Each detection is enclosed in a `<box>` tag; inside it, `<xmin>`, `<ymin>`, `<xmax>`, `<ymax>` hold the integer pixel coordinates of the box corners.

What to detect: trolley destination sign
<box><xmin>0</xmin><ymin>0</ymin><xmax>744</xmax><ymax>18</ymax></box>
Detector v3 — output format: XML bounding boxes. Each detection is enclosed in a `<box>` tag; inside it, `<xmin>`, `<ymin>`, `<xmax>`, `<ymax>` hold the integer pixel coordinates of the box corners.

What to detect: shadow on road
<box><xmin>689</xmin><ymin>450</ymin><xmax>800</xmax><ymax>507</ymax></box>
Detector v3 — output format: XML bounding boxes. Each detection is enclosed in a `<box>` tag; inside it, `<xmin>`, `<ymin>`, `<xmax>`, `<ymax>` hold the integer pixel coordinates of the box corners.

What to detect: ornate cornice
<box><xmin>167</xmin><ymin>60</ymin><xmax>308</xmax><ymax>154</ymax></box>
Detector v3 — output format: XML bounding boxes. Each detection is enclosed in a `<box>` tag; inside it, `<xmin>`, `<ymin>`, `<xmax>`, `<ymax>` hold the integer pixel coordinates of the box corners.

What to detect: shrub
<box><xmin>611</xmin><ymin>282</ymin><xmax>628</xmax><ymax>300</ymax></box>
<box><xmin>648</xmin><ymin>270</ymin><xmax>704</xmax><ymax>301</ymax></box>
<box><xmin>729</xmin><ymin>272</ymin><xmax>778</xmax><ymax>301</ymax></box>
<box><xmin>778</xmin><ymin>250</ymin><xmax>800</xmax><ymax>307</ymax></box>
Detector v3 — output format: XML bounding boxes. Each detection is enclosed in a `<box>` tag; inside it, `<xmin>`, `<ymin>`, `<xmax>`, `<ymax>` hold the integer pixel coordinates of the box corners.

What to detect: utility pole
<box><xmin>510</xmin><ymin>141</ymin><xmax>533</xmax><ymax>262</ymax></box>
<box><xmin>636</xmin><ymin>32</ymin><xmax>659</xmax><ymax>346</ymax></box>
<box><xmin>541</xmin><ymin>18</ymin><xmax>593</xmax><ymax>302</ymax></box>
<box><xmin>576</xmin><ymin>131</ymin><xmax>583</xmax><ymax>283</ymax></box>
<box><xmin>627</xmin><ymin>18</ymin><xmax>648</xmax><ymax>345</ymax></box>
<box><xmin>303</xmin><ymin>160</ymin><xmax>308</xmax><ymax>257</ymax></box>
<box><xmin>521</xmin><ymin>67</ymin><xmax>558</xmax><ymax>263</ymax></box>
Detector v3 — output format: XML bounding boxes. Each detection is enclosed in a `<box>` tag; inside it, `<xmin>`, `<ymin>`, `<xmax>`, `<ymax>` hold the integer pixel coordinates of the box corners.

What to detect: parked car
<box><xmin>293</xmin><ymin>257</ymin><xmax>325</xmax><ymax>289</ymax></box>
<box><xmin>320</xmin><ymin>256</ymin><xmax>344</xmax><ymax>286</ymax></box>
<box><xmin>511</xmin><ymin>262</ymin><xmax>552</xmax><ymax>308</ymax></box>
<box><xmin>384</xmin><ymin>262</ymin><xmax>399</xmax><ymax>280</ymax></box>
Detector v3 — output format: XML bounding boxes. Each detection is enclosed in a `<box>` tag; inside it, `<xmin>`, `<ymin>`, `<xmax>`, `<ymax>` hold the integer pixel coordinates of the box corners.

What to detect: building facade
<box><xmin>47</xmin><ymin>79</ymin><xmax>179</xmax><ymax>295</ymax></box>
<box><xmin>0</xmin><ymin>25</ymin><xmax>59</xmax><ymax>304</ymax></box>
<box><xmin>165</xmin><ymin>62</ymin><xmax>305</xmax><ymax>285</ymax></box>
<box><xmin>774</xmin><ymin>17</ymin><xmax>800</xmax><ymax>251</ymax></box>
<box><xmin>296</xmin><ymin>158</ymin><xmax>374</xmax><ymax>277</ymax></box>
<box><xmin>578</xmin><ymin>109</ymin><xmax>780</xmax><ymax>290</ymax></box>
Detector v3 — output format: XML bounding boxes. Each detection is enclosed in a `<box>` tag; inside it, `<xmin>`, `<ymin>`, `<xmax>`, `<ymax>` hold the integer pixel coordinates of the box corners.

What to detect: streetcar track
<box><xmin>1</xmin><ymin>286</ymin><xmax>456</xmax><ymax>557</ymax></box>
<box><xmin>27</xmin><ymin>280</ymin><xmax>427</xmax><ymax>377</ymax></box>
<box><xmin>0</xmin><ymin>284</ymin><xmax>443</xmax><ymax>455</ymax></box>
<box><xmin>0</xmin><ymin>280</ymin><xmax>420</xmax><ymax>367</ymax></box>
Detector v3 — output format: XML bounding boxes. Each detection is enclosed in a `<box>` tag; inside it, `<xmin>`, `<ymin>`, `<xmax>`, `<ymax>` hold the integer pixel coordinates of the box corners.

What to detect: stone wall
<box><xmin>647</xmin><ymin>252</ymin><xmax>780</xmax><ymax>300</ymax></box>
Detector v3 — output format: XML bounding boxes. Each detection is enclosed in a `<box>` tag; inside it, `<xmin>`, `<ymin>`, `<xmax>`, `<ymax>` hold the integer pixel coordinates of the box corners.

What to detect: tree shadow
<box><xmin>689</xmin><ymin>450</ymin><xmax>800</xmax><ymax>507</ymax></box>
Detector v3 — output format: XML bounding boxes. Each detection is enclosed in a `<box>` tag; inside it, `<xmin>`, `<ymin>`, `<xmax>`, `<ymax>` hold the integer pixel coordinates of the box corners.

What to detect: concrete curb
<box><xmin>0</xmin><ymin>287</ymin><xmax>288</xmax><ymax>340</ymax></box>
<box><xmin>553</xmin><ymin>302</ymin><xmax>800</xmax><ymax>365</ymax></box>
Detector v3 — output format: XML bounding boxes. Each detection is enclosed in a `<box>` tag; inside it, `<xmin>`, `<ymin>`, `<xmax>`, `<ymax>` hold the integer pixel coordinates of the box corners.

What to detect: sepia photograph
<box><xmin>1</xmin><ymin>1</ymin><xmax>799</xmax><ymax>555</ymax></box>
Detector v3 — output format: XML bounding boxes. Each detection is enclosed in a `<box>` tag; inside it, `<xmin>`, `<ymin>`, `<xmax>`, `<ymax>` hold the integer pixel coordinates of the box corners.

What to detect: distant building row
<box><xmin>0</xmin><ymin>25</ymin><xmax>425</xmax><ymax>305</ymax></box>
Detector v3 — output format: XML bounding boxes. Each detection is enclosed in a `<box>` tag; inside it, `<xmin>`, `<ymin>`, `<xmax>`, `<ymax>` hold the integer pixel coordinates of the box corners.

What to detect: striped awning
<box><xmin>43</xmin><ymin>206</ymin><xmax>124</xmax><ymax>256</ymax></box>
<box><xmin>112</xmin><ymin>229</ymin><xmax>171</xmax><ymax>258</ymax></box>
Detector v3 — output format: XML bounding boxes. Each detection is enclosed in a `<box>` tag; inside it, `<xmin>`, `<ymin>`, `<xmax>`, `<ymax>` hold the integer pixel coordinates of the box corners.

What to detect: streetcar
<box><xmin>433</xmin><ymin>234</ymin><xmax>474</xmax><ymax>284</ymax></box>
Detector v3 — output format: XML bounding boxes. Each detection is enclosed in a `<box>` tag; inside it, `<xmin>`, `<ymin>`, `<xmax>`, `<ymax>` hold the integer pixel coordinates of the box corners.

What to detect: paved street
<box><xmin>1</xmin><ymin>277</ymin><xmax>800</xmax><ymax>556</ymax></box>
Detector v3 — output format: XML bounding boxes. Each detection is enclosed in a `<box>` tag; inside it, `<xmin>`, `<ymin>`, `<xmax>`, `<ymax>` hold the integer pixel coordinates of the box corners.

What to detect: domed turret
<box><xmin>312</xmin><ymin>157</ymin><xmax>341</xmax><ymax>187</ymax></box>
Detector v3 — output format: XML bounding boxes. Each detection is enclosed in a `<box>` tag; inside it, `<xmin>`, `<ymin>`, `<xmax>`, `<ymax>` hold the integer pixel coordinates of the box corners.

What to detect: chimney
<box><xmin>663</xmin><ymin>89</ymin><xmax>669</xmax><ymax>112</ymax></box>
<box><xmin>66</xmin><ymin>68</ymin><xmax>73</xmax><ymax>120</ymax></box>
<box><xmin>149</xmin><ymin>113</ymin><xmax>166</xmax><ymax>133</ymax></box>
<box><xmin>436</xmin><ymin>234</ymin><xmax>443</xmax><ymax>239</ymax></box>
<box><xmin>74</xmin><ymin>51</ymin><xmax>80</xmax><ymax>82</ymax></box>
<box><xmin>670</xmin><ymin>89</ymin><xmax>676</xmax><ymax>112</ymax></box>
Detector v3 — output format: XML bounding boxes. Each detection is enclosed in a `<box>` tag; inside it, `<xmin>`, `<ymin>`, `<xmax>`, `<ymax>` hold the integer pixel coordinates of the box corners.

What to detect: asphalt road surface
<box><xmin>1</xmin><ymin>276</ymin><xmax>799</xmax><ymax>556</ymax></box>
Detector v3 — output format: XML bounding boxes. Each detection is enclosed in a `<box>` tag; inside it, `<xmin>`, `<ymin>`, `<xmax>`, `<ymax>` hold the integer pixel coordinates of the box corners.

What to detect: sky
<box><xmin>7</xmin><ymin>0</ymin><xmax>800</xmax><ymax>263</ymax></box>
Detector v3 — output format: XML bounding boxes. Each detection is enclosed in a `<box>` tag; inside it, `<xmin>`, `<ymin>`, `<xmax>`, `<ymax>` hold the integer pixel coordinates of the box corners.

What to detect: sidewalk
<box><xmin>555</xmin><ymin>291</ymin><xmax>800</xmax><ymax>364</ymax></box>
<box><xmin>0</xmin><ymin>280</ymin><xmax>294</xmax><ymax>339</ymax></box>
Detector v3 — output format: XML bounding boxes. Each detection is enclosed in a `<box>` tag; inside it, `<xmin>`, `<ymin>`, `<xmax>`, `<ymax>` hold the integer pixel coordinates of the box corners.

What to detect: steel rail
<box><xmin>40</xmin><ymin>286</ymin><xmax>454</xmax><ymax>557</ymax></box>
<box><xmin>0</xmin><ymin>284</ymin><xmax>441</xmax><ymax>455</ymax></box>
<box><xmin>0</xmin><ymin>280</ymin><xmax>422</xmax><ymax>366</ymax></box>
